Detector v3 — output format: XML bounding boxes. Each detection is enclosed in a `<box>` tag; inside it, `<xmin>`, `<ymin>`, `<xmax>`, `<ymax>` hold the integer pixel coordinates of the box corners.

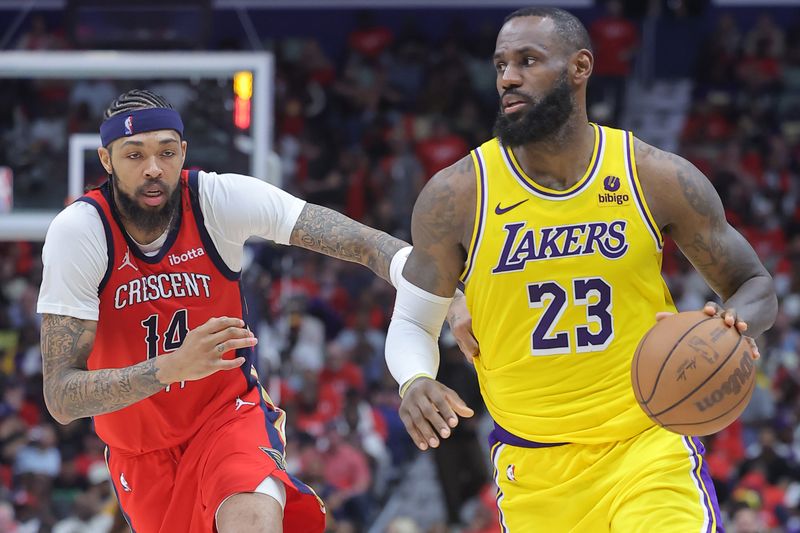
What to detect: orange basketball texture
<box><xmin>631</xmin><ymin>311</ymin><xmax>756</xmax><ymax>436</ymax></box>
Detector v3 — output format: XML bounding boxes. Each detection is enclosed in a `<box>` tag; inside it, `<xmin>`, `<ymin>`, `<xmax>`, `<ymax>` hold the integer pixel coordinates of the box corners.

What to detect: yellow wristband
<box><xmin>399</xmin><ymin>373</ymin><xmax>434</xmax><ymax>398</ymax></box>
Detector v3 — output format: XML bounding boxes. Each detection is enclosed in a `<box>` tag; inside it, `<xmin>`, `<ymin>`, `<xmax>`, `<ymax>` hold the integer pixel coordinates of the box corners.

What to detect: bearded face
<box><xmin>111</xmin><ymin>171</ymin><xmax>181</xmax><ymax>235</ymax></box>
<box><xmin>493</xmin><ymin>70</ymin><xmax>574</xmax><ymax>147</ymax></box>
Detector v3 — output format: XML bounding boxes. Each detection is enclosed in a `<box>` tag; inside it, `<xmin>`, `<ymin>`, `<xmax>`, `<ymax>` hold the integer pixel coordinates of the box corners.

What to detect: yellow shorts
<box><xmin>490</xmin><ymin>425</ymin><xmax>723</xmax><ymax>532</ymax></box>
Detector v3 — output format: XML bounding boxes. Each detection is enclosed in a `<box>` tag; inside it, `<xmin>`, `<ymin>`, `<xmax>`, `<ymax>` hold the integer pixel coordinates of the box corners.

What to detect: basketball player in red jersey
<box><xmin>37</xmin><ymin>89</ymin><xmax>471</xmax><ymax>533</ymax></box>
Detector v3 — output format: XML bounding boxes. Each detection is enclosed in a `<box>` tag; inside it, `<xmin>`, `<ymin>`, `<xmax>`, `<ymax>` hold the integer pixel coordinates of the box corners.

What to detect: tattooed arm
<box><xmin>635</xmin><ymin>139</ymin><xmax>778</xmax><ymax>337</ymax></box>
<box><xmin>289</xmin><ymin>204</ymin><xmax>409</xmax><ymax>284</ymax></box>
<box><xmin>404</xmin><ymin>155</ymin><xmax>476</xmax><ymax>295</ymax></box>
<box><xmin>41</xmin><ymin>314</ymin><xmax>165</xmax><ymax>425</ymax></box>
<box><xmin>41</xmin><ymin>314</ymin><xmax>254</xmax><ymax>425</ymax></box>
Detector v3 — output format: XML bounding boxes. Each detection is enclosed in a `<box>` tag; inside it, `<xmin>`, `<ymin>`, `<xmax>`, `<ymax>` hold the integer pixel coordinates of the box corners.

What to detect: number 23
<box><xmin>527</xmin><ymin>277</ymin><xmax>613</xmax><ymax>356</ymax></box>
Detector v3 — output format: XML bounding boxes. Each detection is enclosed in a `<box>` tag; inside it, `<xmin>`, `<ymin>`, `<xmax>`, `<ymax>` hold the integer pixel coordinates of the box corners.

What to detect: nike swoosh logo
<box><xmin>495</xmin><ymin>199</ymin><xmax>529</xmax><ymax>215</ymax></box>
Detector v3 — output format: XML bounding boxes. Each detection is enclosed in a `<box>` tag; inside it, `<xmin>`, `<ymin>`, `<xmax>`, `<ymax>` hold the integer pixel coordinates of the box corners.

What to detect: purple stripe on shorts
<box><xmin>693</xmin><ymin>437</ymin><xmax>725</xmax><ymax>533</ymax></box>
<box><xmin>489</xmin><ymin>421</ymin><xmax>568</xmax><ymax>449</ymax></box>
<box><xmin>490</xmin><ymin>443</ymin><xmax>509</xmax><ymax>533</ymax></box>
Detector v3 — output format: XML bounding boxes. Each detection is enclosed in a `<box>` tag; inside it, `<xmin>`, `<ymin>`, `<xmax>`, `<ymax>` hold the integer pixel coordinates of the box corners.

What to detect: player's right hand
<box><xmin>399</xmin><ymin>377</ymin><xmax>474</xmax><ymax>451</ymax></box>
<box><xmin>159</xmin><ymin>316</ymin><xmax>257</xmax><ymax>384</ymax></box>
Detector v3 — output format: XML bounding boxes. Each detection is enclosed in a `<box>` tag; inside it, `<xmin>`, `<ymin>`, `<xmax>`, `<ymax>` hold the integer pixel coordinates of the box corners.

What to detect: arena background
<box><xmin>0</xmin><ymin>0</ymin><xmax>799</xmax><ymax>531</ymax></box>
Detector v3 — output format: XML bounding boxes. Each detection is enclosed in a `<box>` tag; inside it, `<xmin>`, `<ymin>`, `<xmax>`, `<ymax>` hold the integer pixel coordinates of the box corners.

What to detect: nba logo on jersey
<box><xmin>506</xmin><ymin>464</ymin><xmax>516</xmax><ymax>482</ymax></box>
<box><xmin>120</xmin><ymin>472</ymin><xmax>132</xmax><ymax>492</ymax></box>
<box><xmin>124</xmin><ymin>116</ymin><xmax>134</xmax><ymax>135</ymax></box>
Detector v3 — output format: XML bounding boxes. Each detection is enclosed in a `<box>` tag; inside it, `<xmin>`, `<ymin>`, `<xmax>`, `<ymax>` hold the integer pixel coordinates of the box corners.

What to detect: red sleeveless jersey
<box><xmin>79</xmin><ymin>171</ymin><xmax>258</xmax><ymax>453</ymax></box>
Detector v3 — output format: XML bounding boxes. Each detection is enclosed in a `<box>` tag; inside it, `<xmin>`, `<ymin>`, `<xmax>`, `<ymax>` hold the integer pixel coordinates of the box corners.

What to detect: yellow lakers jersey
<box><xmin>462</xmin><ymin>124</ymin><xmax>676</xmax><ymax>444</ymax></box>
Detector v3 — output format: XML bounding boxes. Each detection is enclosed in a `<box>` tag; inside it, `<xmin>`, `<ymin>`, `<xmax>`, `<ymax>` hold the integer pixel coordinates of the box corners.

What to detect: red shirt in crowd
<box><xmin>589</xmin><ymin>16</ymin><xmax>639</xmax><ymax>77</ymax></box>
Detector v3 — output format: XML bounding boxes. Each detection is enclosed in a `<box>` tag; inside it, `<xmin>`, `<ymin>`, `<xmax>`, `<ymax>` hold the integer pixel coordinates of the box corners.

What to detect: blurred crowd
<box><xmin>0</xmin><ymin>3</ymin><xmax>799</xmax><ymax>533</ymax></box>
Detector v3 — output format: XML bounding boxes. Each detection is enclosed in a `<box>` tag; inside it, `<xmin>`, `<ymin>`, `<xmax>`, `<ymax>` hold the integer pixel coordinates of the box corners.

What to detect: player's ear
<box><xmin>571</xmin><ymin>49</ymin><xmax>593</xmax><ymax>85</ymax></box>
<box><xmin>181</xmin><ymin>140</ymin><xmax>188</xmax><ymax>166</ymax></box>
<box><xmin>97</xmin><ymin>146</ymin><xmax>113</xmax><ymax>175</ymax></box>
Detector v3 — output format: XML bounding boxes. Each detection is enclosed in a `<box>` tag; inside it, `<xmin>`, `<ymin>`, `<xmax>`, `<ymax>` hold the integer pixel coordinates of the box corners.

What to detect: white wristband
<box><xmin>385</xmin><ymin>272</ymin><xmax>453</xmax><ymax>393</ymax></box>
<box><xmin>389</xmin><ymin>246</ymin><xmax>413</xmax><ymax>288</ymax></box>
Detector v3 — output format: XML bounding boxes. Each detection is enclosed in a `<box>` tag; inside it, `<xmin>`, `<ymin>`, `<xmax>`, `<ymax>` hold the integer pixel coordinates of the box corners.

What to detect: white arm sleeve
<box><xmin>198</xmin><ymin>171</ymin><xmax>306</xmax><ymax>272</ymax></box>
<box><xmin>385</xmin><ymin>273</ymin><xmax>453</xmax><ymax>394</ymax></box>
<box><xmin>37</xmin><ymin>202</ymin><xmax>107</xmax><ymax>321</ymax></box>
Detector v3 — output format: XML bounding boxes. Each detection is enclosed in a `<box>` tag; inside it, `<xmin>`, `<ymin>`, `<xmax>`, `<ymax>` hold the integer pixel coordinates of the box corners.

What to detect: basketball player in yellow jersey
<box><xmin>384</xmin><ymin>7</ymin><xmax>778</xmax><ymax>532</ymax></box>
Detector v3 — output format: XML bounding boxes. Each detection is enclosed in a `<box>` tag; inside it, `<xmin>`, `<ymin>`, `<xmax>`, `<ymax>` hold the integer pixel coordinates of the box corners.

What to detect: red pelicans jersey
<box><xmin>80</xmin><ymin>171</ymin><xmax>259</xmax><ymax>453</ymax></box>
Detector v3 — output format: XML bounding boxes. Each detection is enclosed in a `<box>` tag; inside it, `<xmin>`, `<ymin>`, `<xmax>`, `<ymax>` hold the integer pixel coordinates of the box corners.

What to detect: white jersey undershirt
<box><xmin>36</xmin><ymin>171</ymin><xmax>306</xmax><ymax>321</ymax></box>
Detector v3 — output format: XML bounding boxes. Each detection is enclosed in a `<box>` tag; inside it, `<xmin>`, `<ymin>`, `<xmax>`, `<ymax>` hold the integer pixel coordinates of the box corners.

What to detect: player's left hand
<box><xmin>655</xmin><ymin>302</ymin><xmax>759</xmax><ymax>360</ymax></box>
<box><xmin>447</xmin><ymin>290</ymin><xmax>479</xmax><ymax>362</ymax></box>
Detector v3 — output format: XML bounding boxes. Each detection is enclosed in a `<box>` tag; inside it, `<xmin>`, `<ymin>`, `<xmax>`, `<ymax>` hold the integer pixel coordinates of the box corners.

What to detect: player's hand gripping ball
<box><xmin>631</xmin><ymin>308</ymin><xmax>757</xmax><ymax>436</ymax></box>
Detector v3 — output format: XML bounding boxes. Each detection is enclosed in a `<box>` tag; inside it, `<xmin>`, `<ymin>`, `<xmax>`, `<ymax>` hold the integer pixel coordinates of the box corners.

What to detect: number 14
<box><xmin>527</xmin><ymin>277</ymin><xmax>613</xmax><ymax>356</ymax></box>
<box><xmin>141</xmin><ymin>309</ymin><xmax>188</xmax><ymax>391</ymax></box>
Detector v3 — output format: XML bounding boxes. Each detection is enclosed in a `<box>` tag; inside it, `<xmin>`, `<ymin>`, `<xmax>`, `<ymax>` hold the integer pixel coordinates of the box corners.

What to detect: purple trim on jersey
<box><xmin>101</xmin><ymin>180</ymin><xmax>184</xmax><ymax>265</ymax></box>
<box><xmin>104</xmin><ymin>447</ymin><xmax>137</xmax><ymax>533</ymax></box>
<box><xmin>461</xmin><ymin>149</ymin><xmax>487</xmax><ymax>283</ymax></box>
<box><xmin>237</xmin><ymin>280</ymin><xmax>258</xmax><ymax>390</ymax></box>
<box><xmin>624</xmin><ymin>131</ymin><xmax>663</xmax><ymax>250</ymax></box>
<box><xmin>255</xmin><ymin>393</ymin><xmax>317</xmax><ymax>497</ymax></box>
<box><xmin>693</xmin><ymin>437</ymin><xmax>725</xmax><ymax>532</ymax></box>
<box><xmin>100</xmin><ymin>108</ymin><xmax>184</xmax><ymax>147</ymax></box>
<box><xmin>187</xmin><ymin>171</ymin><xmax>240</xmax><ymax>281</ymax></box>
<box><xmin>489</xmin><ymin>421</ymin><xmax>568</xmax><ymax>449</ymax></box>
<box><xmin>257</xmin><ymin>393</ymin><xmax>286</xmax><ymax>457</ymax></box>
<box><xmin>76</xmin><ymin>196</ymin><xmax>115</xmax><ymax>294</ymax></box>
<box><xmin>503</xmin><ymin>125</ymin><xmax>603</xmax><ymax>199</ymax></box>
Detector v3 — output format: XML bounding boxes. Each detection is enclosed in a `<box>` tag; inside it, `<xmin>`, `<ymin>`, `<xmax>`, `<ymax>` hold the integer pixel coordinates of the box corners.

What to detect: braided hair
<box><xmin>103</xmin><ymin>89</ymin><xmax>173</xmax><ymax>119</ymax></box>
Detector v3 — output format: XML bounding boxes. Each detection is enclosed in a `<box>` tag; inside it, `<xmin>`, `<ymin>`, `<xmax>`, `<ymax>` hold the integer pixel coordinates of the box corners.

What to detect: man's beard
<box><xmin>493</xmin><ymin>72</ymin><xmax>574</xmax><ymax>147</ymax></box>
<box><xmin>111</xmin><ymin>172</ymin><xmax>181</xmax><ymax>236</ymax></box>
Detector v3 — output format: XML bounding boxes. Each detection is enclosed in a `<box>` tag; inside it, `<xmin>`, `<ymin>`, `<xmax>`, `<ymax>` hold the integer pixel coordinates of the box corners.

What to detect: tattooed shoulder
<box><xmin>412</xmin><ymin>154</ymin><xmax>476</xmax><ymax>244</ymax></box>
<box><xmin>633</xmin><ymin>137</ymin><xmax>722</xmax><ymax>228</ymax></box>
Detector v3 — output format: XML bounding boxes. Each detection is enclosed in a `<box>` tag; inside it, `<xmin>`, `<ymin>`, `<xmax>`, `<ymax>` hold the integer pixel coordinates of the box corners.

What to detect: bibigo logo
<box><xmin>598</xmin><ymin>175</ymin><xmax>629</xmax><ymax>206</ymax></box>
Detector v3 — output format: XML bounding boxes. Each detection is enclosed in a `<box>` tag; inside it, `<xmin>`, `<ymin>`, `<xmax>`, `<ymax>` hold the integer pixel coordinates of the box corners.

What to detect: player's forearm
<box><xmin>722</xmin><ymin>274</ymin><xmax>778</xmax><ymax>338</ymax></box>
<box><xmin>45</xmin><ymin>359</ymin><xmax>170</xmax><ymax>425</ymax></box>
<box><xmin>41</xmin><ymin>313</ymin><xmax>171</xmax><ymax>425</ymax></box>
<box><xmin>289</xmin><ymin>203</ymin><xmax>408</xmax><ymax>284</ymax></box>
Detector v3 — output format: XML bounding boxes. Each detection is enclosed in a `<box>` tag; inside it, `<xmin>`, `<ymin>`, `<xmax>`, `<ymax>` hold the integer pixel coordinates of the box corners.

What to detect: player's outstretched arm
<box><xmin>386</xmin><ymin>155</ymin><xmax>477</xmax><ymax>451</ymax></box>
<box><xmin>635</xmin><ymin>139</ymin><xmax>778</xmax><ymax>342</ymax></box>
<box><xmin>287</xmin><ymin>200</ymin><xmax>479</xmax><ymax>357</ymax></box>
<box><xmin>289</xmin><ymin>203</ymin><xmax>408</xmax><ymax>285</ymax></box>
<box><xmin>41</xmin><ymin>314</ymin><xmax>255</xmax><ymax>425</ymax></box>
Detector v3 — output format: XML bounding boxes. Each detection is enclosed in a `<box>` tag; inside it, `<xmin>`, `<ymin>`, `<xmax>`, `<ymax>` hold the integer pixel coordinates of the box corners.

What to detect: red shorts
<box><xmin>104</xmin><ymin>386</ymin><xmax>326</xmax><ymax>533</ymax></box>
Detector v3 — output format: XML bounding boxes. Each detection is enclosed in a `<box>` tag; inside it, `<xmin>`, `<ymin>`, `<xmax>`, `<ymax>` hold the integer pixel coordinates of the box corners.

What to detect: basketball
<box><xmin>631</xmin><ymin>311</ymin><xmax>756</xmax><ymax>436</ymax></box>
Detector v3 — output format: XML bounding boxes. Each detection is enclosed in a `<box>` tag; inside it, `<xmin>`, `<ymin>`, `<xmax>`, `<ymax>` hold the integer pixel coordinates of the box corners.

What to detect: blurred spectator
<box><xmin>337</xmin><ymin>306</ymin><xmax>387</xmax><ymax>386</ymax></box>
<box><xmin>415</xmin><ymin>117</ymin><xmax>469</xmax><ymax>178</ymax></box>
<box><xmin>320</xmin><ymin>340</ymin><xmax>365</xmax><ymax>396</ymax></box>
<box><xmin>338</xmin><ymin>388</ymin><xmax>391</xmax><ymax>496</ymax></box>
<box><xmin>14</xmin><ymin>425</ymin><xmax>60</xmax><ymax>478</ymax></box>
<box><xmin>348</xmin><ymin>11</ymin><xmax>394</xmax><ymax>60</ymax></box>
<box><xmin>729</xmin><ymin>502</ymin><xmax>767</xmax><ymax>533</ymax></box>
<box><xmin>15</xmin><ymin>15</ymin><xmax>66</xmax><ymax>50</ymax></box>
<box><xmin>589</xmin><ymin>0</ymin><xmax>639</xmax><ymax>125</ymax></box>
<box><xmin>744</xmin><ymin>14</ymin><xmax>785</xmax><ymax>59</ymax></box>
<box><xmin>52</xmin><ymin>490</ymin><xmax>112</xmax><ymax>533</ymax></box>
<box><xmin>274</xmin><ymin>296</ymin><xmax>326</xmax><ymax>374</ymax></box>
<box><xmin>318</xmin><ymin>425</ymin><xmax>372</xmax><ymax>527</ymax></box>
